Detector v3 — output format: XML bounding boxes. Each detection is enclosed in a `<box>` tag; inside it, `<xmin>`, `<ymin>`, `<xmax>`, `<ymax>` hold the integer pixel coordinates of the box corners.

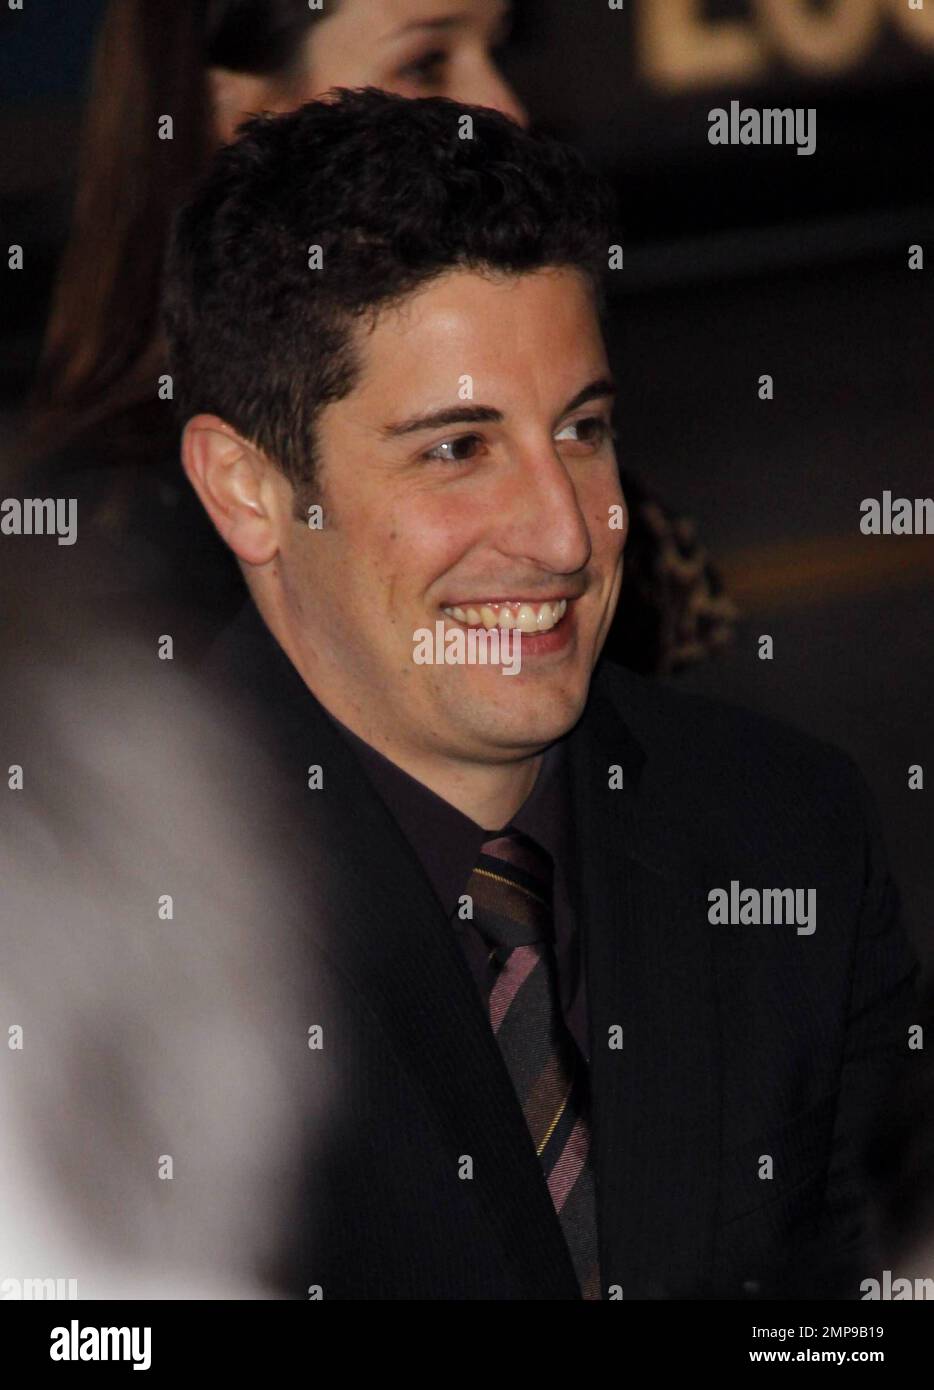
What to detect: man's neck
<box><xmin>393</xmin><ymin>745</ymin><xmax>544</xmax><ymax>831</ymax></box>
<box><xmin>332</xmin><ymin>704</ymin><xmax>544</xmax><ymax>829</ymax></box>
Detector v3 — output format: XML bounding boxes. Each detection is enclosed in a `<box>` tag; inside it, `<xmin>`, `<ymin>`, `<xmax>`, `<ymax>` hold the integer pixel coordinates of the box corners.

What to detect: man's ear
<box><xmin>181</xmin><ymin>415</ymin><xmax>285</xmax><ymax>567</ymax></box>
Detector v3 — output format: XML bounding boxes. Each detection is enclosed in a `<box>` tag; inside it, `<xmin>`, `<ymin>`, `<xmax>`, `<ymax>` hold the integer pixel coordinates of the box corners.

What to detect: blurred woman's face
<box><xmin>211</xmin><ymin>0</ymin><xmax>526</xmax><ymax>144</ymax></box>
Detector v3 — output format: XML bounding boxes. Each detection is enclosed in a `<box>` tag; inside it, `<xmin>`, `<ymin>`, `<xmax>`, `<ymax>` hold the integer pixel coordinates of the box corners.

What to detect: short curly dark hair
<box><xmin>162</xmin><ymin>86</ymin><xmax>614</xmax><ymax>508</ymax></box>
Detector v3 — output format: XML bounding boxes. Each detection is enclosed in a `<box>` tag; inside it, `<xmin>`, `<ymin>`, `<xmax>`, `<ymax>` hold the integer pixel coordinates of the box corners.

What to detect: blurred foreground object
<box><xmin>0</xmin><ymin>561</ymin><xmax>333</xmax><ymax>1298</ymax></box>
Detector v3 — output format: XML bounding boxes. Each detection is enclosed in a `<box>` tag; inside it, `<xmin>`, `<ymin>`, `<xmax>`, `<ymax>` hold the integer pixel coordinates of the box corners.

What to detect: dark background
<box><xmin>1</xmin><ymin>0</ymin><xmax>932</xmax><ymax>965</ymax></box>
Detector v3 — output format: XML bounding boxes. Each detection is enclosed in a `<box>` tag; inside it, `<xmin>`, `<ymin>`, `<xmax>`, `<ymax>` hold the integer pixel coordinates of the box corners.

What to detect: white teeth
<box><xmin>517</xmin><ymin>603</ymin><xmax>539</xmax><ymax>634</ymax></box>
<box><xmin>441</xmin><ymin>598</ymin><xmax>569</xmax><ymax>634</ymax></box>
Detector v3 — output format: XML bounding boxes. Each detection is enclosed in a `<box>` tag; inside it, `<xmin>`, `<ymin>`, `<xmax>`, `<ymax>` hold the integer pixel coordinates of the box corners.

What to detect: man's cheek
<box><xmin>587</xmin><ymin>488</ymin><xmax>627</xmax><ymax>552</ymax></box>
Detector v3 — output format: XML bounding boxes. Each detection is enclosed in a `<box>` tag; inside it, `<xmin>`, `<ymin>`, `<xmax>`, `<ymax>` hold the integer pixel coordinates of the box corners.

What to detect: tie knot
<box><xmin>467</xmin><ymin>828</ymin><xmax>554</xmax><ymax>954</ymax></box>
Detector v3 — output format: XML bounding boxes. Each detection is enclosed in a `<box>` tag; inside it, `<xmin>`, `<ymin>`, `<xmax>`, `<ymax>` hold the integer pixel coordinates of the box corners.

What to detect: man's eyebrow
<box><xmin>381</xmin><ymin>378</ymin><xmax>616</xmax><ymax>441</ymax></box>
<box><xmin>381</xmin><ymin>405</ymin><xmax>503</xmax><ymax>439</ymax></box>
<box><xmin>560</xmin><ymin>378</ymin><xmax>616</xmax><ymax>416</ymax></box>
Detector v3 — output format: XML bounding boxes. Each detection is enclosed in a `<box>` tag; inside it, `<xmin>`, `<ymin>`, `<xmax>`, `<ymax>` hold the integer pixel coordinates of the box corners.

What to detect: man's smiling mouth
<box><xmin>440</xmin><ymin>598</ymin><xmax>569</xmax><ymax>633</ymax></box>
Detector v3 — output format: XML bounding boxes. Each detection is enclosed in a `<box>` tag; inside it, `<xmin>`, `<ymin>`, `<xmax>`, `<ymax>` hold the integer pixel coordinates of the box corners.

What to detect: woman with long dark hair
<box><xmin>27</xmin><ymin>0</ymin><xmax>734</xmax><ymax>670</ymax></box>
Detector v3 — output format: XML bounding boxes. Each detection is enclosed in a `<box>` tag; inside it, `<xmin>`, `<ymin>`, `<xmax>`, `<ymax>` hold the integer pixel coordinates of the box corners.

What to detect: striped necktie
<box><xmin>467</xmin><ymin>828</ymin><xmax>601</xmax><ymax>1300</ymax></box>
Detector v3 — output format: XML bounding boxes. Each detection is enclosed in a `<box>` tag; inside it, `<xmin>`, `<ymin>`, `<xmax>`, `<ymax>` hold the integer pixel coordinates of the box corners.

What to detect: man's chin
<box><xmin>449</xmin><ymin>685</ymin><xmax>590</xmax><ymax>758</ymax></box>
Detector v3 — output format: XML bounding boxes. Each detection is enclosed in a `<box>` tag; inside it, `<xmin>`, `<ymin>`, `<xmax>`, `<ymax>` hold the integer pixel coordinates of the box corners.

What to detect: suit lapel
<box><xmin>568</xmin><ymin>663</ymin><xmax>722</xmax><ymax>1298</ymax></box>
<box><xmin>208</xmin><ymin>605</ymin><xmax>581</xmax><ymax>1298</ymax></box>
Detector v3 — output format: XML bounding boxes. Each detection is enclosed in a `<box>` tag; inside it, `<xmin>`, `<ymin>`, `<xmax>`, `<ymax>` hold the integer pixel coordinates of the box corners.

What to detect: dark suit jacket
<box><xmin>205</xmin><ymin>601</ymin><xmax>918</xmax><ymax>1300</ymax></box>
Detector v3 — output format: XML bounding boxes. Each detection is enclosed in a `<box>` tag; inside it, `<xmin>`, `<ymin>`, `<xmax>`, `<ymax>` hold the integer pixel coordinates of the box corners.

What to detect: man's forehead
<box><xmin>346</xmin><ymin>266</ymin><xmax>606</xmax><ymax>404</ymax></box>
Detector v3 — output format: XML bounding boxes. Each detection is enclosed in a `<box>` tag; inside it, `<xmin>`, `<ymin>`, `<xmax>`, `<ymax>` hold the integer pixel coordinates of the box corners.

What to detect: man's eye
<box><xmin>397</xmin><ymin>48</ymin><xmax>448</xmax><ymax>91</ymax></box>
<box><xmin>555</xmin><ymin>416</ymin><xmax>613</xmax><ymax>448</ymax></box>
<box><xmin>423</xmin><ymin>433</ymin><xmax>485</xmax><ymax>463</ymax></box>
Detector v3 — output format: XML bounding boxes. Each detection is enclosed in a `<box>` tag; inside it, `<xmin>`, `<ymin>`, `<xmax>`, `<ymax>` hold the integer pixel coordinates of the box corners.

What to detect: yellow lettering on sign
<box><xmin>638</xmin><ymin>0</ymin><xmax>766</xmax><ymax>89</ymax></box>
<box><xmin>889</xmin><ymin>0</ymin><xmax>934</xmax><ymax>48</ymax></box>
<box><xmin>756</xmin><ymin>0</ymin><xmax>880</xmax><ymax>73</ymax></box>
<box><xmin>638</xmin><ymin>0</ymin><xmax>934</xmax><ymax>90</ymax></box>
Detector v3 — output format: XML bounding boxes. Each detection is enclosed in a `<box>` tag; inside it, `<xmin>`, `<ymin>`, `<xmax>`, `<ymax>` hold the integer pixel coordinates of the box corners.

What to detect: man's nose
<box><xmin>498</xmin><ymin>448</ymin><xmax>593</xmax><ymax>576</ymax></box>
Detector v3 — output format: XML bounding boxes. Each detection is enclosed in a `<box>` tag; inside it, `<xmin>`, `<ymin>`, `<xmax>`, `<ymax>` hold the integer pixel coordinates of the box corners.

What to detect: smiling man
<box><xmin>162</xmin><ymin>89</ymin><xmax>918</xmax><ymax>1300</ymax></box>
<box><xmin>185</xmin><ymin>262</ymin><xmax>622</xmax><ymax>829</ymax></box>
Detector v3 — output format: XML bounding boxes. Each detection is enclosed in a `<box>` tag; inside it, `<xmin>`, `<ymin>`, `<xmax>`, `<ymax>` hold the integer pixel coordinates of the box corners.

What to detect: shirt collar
<box><xmin>322</xmin><ymin>708</ymin><xmax>568</xmax><ymax>920</ymax></box>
